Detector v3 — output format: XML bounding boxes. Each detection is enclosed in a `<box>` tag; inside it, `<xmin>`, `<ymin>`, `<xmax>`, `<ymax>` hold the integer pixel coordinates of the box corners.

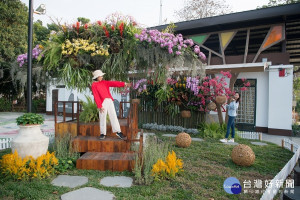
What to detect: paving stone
<box><xmin>162</xmin><ymin>134</ymin><xmax>177</xmax><ymax>137</ymax></box>
<box><xmin>61</xmin><ymin>187</ymin><xmax>115</xmax><ymax>200</ymax></box>
<box><xmin>251</xmin><ymin>141</ymin><xmax>268</xmax><ymax>146</ymax></box>
<box><xmin>191</xmin><ymin>138</ymin><xmax>203</xmax><ymax>142</ymax></box>
<box><xmin>100</xmin><ymin>176</ymin><xmax>133</xmax><ymax>188</ymax></box>
<box><xmin>51</xmin><ymin>175</ymin><xmax>88</xmax><ymax>188</ymax></box>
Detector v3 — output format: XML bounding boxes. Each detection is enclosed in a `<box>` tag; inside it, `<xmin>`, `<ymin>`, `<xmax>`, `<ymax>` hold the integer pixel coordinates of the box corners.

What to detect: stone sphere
<box><xmin>176</xmin><ymin>132</ymin><xmax>192</xmax><ymax>148</ymax></box>
<box><xmin>231</xmin><ymin>144</ymin><xmax>255</xmax><ymax>166</ymax></box>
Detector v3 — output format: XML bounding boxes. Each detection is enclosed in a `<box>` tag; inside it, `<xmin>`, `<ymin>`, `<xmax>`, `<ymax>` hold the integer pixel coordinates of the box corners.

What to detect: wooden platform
<box><xmin>54</xmin><ymin>101</ymin><xmax>142</xmax><ymax>172</ymax></box>
<box><xmin>76</xmin><ymin>152</ymin><xmax>136</xmax><ymax>171</ymax></box>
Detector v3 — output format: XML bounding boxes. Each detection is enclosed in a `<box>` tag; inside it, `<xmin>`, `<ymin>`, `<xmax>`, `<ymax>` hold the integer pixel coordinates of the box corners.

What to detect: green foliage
<box><xmin>16</xmin><ymin>113</ymin><xmax>45</xmax><ymax>125</ymax></box>
<box><xmin>0</xmin><ymin>0</ymin><xmax>28</xmax><ymax>96</ymax></box>
<box><xmin>198</xmin><ymin>122</ymin><xmax>228</xmax><ymax>139</ymax></box>
<box><xmin>79</xmin><ymin>96</ymin><xmax>99</xmax><ymax>123</ymax></box>
<box><xmin>0</xmin><ymin>97</ymin><xmax>11</xmax><ymax>111</ymax></box>
<box><xmin>32</xmin><ymin>99</ymin><xmax>46</xmax><ymax>113</ymax></box>
<box><xmin>77</xmin><ymin>17</ymin><xmax>90</xmax><ymax>24</ymax></box>
<box><xmin>292</xmin><ymin>124</ymin><xmax>300</xmax><ymax>136</ymax></box>
<box><xmin>155</xmin><ymin>86</ymin><xmax>171</xmax><ymax>105</ymax></box>
<box><xmin>133</xmin><ymin>136</ymin><xmax>169</xmax><ymax>185</ymax></box>
<box><xmin>258</xmin><ymin>0</ymin><xmax>300</xmax><ymax>8</ymax></box>
<box><xmin>33</xmin><ymin>20</ymin><xmax>50</xmax><ymax>44</ymax></box>
<box><xmin>49</xmin><ymin>133</ymin><xmax>79</xmax><ymax>173</ymax></box>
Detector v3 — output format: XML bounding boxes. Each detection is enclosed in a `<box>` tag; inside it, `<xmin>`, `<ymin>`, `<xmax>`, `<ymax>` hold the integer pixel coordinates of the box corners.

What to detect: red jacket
<box><xmin>91</xmin><ymin>80</ymin><xmax>125</xmax><ymax>108</ymax></box>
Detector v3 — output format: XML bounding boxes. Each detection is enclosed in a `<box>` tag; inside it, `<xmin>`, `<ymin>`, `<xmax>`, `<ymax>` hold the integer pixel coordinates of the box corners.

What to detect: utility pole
<box><xmin>159</xmin><ymin>0</ymin><xmax>162</xmax><ymax>25</ymax></box>
<box><xmin>27</xmin><ymin>0</ymin><xmax>33</xmax><ymax>112</ymax></box>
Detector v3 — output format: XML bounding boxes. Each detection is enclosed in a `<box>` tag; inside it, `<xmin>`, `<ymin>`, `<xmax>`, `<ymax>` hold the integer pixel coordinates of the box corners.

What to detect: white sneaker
<box><xmin>228</xmin><ymin>139</ymin><xmax>235</xmax><ymax>143</ymax></box>
<box><xmin>220</xmin><ymin>138</ymin><xmax>228</xmax><ymax>143</ymax></box>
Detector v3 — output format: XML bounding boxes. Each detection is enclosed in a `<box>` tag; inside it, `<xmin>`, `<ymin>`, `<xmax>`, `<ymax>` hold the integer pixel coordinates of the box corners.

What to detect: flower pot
<box><xmin>207</xmin><ymin>102</ymin><xmax>217</xmax><ymax>111</ymax></box>
<box><xmin>216</xmin><ymin>96</ymin><xmax>227</xmax><ymax>104</ymax></box>
<box><xmin>181</xmin><ymin>110</ymin><xmax>191</xmax><ymax>118</ymax></box>
<box><xmin>132</xmin><ymin>98</ymin><xmax>140</xmax><ymax>104</ymax></box>
<box><xmin>11</xmin><ymin>125</ymin><xmax>49</xmax><ymax>159</ymax></box>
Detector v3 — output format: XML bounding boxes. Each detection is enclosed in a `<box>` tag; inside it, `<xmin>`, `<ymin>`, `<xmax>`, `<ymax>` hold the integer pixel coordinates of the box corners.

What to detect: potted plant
<box><xmin>11</xmin><ymin>113</ymin><xmax>49</xmax><ymax>159</ymax></box>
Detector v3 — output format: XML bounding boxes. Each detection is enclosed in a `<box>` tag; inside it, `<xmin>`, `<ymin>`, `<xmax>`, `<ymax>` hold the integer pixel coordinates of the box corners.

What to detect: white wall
<box><xmin>268</xmin><ymin>65</ymin><xmax>293</xmax><ymax>130</ymax></box>
<box><xmin>238</xmin><ymin>72</ymin><xmax>269</xmax><ymax>128</ymax></box>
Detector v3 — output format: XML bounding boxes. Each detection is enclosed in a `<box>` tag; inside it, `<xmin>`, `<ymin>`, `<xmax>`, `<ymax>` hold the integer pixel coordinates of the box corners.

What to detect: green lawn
<box><xmin>0</xmin><ymin>133</ymin><xmax>293</xmax><ymax>200</ymax></box>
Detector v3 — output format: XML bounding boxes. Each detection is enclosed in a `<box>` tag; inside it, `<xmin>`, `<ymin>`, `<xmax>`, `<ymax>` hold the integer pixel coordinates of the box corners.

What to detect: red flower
<box><xmin>105</xmin><ymin>30</ymin><xmax>110</xmax><ymax>38</ymax></box>
<box><xmin>84</xmin><ymin>24</ymin><xmax>88</xmax><ymax>29</ymax></box>
<box><xmin>102</xmin><ymin>26</ymin><xmax>107</xmax><ymax>31</ymax></box>
<box><xmin>97</xmin><ymin>21</ymin><xmax>102</xmax><ymax>26</ymax></box>
<box><xmin>119</xmin><ymin>22</ymin><xmax>124</xmax><ymax>37</ymax></box>
<box><xmin>111</xmin><ymin>25</ymin><xmax>115</xmax><ymax>31</ymax></box>
<box><xmin>76</xmin><ymin>22</ymin><xmax>80</xmax><ymax>32</ymax></box>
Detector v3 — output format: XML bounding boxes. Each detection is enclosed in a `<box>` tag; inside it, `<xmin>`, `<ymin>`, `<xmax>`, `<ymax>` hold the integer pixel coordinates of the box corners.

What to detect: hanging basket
<box><xmin>181</xmin><ymin>110</ymin><xmax>191</xmax><ymax>118</ymax></box>
<box><xmin>131</xmin><ymin>98</ymin><xmax>140</xmax><ymax>104</ymax></box>
<box><xmin>207</xmin><ymin>102</ymin><xmax>217</xmax><ymax>111</ymax></box>
<box><xmin>216</xmin><ymin>96</ymin><xmax>227</xmax><ymax>104</ymax></box>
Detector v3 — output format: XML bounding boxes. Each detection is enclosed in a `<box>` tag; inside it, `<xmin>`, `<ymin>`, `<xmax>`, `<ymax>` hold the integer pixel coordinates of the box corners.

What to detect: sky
<box><xmin>20</xmin><ymin>0</ymin><xmax>270</xmax><ymax>27</ymax></box>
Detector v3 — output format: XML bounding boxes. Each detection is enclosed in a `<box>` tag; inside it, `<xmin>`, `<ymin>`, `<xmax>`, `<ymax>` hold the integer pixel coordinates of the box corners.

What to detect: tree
<box><xmin>33</xmin><ymin>20</ymin><xmax>50</xmax><ymax>45</ymax></box>
<box><xmin>0</xmin><ymin>0</ymin><xmax>28</xmax><ymax>96</ymax></box>
<box><xmin>77</xmin><ymin>17</ymin><xmax>90</xmax><ymax>24</ymax></box>
<box><xmin>258</xmin><ymin>0</ymin><xmax>300</xmax><ymax>8</ymax></box>
<box><xmin>175</xmin><ymin>0</ymin><xmax>231</xmax><ymax>21</ymax></box>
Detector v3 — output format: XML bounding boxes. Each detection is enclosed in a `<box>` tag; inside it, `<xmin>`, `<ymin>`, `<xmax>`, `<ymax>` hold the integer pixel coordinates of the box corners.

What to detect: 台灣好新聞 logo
<box><xmin>223</xmin><ymin>177</ymin><xmax>242</xmax><ymax>194</ymax></box>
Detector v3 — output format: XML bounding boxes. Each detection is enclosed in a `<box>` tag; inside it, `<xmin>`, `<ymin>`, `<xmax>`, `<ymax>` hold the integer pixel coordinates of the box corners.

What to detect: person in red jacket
<box><xmin>91</xmin><ymin>70</ymin><xmax>131</xmax><ymax>140</ymax></box>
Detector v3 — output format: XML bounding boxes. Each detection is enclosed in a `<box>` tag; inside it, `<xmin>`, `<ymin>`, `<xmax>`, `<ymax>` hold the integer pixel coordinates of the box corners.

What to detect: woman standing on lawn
<box><xmin>220</xmin><ymin>92</ymin><xmax>240</xmax><ymax>143</ymax></box>
<box><xmin>91</xmin><ymin>70</ymin><xmax>131</xmax><ymax>140</ymax></box>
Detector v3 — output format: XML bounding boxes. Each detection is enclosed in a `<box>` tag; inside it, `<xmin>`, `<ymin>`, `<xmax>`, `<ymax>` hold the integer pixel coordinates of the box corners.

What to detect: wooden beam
<box><xmin>244</xmin><ymin>29</ymin><xmax>250</xmax><ymax>63</ymax></box>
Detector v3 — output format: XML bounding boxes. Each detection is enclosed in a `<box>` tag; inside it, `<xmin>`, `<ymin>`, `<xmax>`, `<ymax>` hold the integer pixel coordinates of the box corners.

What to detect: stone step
<box><xmin>76</xmin><ymin>152</ymin><xmax>136</xmax><ymax>171</ymax></box>
<box><xmin>72</xmin><ymin>136</ymin><xmax>129</xmax><ymax>153</ymax></box>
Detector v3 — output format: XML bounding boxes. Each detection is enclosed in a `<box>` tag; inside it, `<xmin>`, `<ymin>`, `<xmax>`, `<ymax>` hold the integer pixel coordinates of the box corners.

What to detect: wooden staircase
<box><xmin>55</xmin><ymin>101</ymin><xmax>143</xmax><ymax>172</ymax></box>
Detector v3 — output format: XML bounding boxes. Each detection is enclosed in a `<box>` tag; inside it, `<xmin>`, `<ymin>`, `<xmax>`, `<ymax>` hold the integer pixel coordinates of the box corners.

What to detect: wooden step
<box><xmin>56</xmin><ymin>119</ymin><xmax>130</xmax><ymax>138</ymax></box>
<box><xmin>76</xmin><ymin>152</ymin><xmax>136</xmax><ymax>171</ymax></box>
<box><xmin>72</xmin><ymin>136</ymin><xmax>129</xmax><ymax>153</ymax></box>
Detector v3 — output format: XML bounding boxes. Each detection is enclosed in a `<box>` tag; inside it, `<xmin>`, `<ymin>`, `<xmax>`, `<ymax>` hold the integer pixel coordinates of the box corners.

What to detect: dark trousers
<box><xmin>225</xmin><ymin>116</ymin><xmax>236</xmax><ymax>138</ymax></box>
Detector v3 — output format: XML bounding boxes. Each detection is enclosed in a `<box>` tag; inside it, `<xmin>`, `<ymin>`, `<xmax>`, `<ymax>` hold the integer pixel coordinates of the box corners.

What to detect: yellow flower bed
<box><xmin>61</xmin><ymin>38</ymin><xmax>109</xmax><ymax>56</ymax></box>
<box><xmin>151</xmin><ymin>150</ymin><xmax>183</xmax><ymax>180</ymax></box>
<box><xmin>0</xmin><ymin>150</ymin><xmax>58</xmax><ymax>180</ymax></box>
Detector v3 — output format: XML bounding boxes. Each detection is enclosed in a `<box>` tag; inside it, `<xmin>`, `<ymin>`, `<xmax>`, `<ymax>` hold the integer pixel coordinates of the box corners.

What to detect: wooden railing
<box><xmin>54</xmin><ymin>101</ymin><xmax>82</xmax><ymax>136</ymax></box>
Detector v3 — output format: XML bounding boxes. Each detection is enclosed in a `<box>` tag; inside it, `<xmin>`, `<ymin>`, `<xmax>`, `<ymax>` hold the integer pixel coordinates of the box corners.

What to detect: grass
<box><xmin>0</xmin><ymin>132</ymin><xmax>294</xmax><ymax>200</ymax></box>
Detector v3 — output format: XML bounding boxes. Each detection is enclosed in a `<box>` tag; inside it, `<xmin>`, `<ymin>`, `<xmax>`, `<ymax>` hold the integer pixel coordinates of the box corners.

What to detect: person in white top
<box><xmin>220</xmin><ymin>92</ymin><xmax>240</xmax><ymax>143</ymax></box>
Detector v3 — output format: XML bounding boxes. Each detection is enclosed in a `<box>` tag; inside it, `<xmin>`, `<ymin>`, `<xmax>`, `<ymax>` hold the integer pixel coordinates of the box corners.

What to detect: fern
<box><xmin>79</xmin><ymin>96</ymin><xmax>99</xmax><ymax>123</ymax></box>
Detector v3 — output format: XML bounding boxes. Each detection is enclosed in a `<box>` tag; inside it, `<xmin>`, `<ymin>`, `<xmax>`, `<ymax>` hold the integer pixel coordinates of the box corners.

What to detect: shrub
<box><xmin>0</xmin><ymin>150</ymin><xmax>58</xmax><ymax>180</ymax></box>
<box><xmin>198</xmin><ymin>122</ymin><xmax>227</xmax><ymax>139</ymax></box>
<box><xmin>0</xmin><ymin>97</ymin><xmax>11</xmax><ymax>111</ymax></box>
<box><xmin>16</xmin><ymin>113</ymin><xmax>45</xmax><ymax>125</ymax></box>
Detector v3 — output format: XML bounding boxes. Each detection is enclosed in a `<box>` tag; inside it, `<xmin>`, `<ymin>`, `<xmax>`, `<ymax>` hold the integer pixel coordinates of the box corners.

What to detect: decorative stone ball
<box><xmin>176</xmin><ymin>132</ymin><xmax>192</xmax><ymax>148</ymax></box>
<box><xmin>231</xmin><ymin>144</ymin><xmax>255</xmax><ymax>166</ymax></box>
<box><xmin>207</xmin><ymin>102</ymin><xmax>217</xmax><ymax>111</ymax></box>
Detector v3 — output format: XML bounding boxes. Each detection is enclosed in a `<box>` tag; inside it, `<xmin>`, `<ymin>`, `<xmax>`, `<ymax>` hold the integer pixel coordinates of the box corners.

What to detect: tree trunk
<box><xmin>225</xmin><ymin>72</ymin><xmax>239</xmax><ymax>124</ymax></box>
<box><xmin>216</xmin><ymin>103</ymin><xmax>223</xmax><ymax>125</ymax></box>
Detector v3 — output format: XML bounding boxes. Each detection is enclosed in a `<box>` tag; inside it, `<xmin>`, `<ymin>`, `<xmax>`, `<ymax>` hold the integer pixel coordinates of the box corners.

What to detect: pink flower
<box><xmin>240</xmin><ymin>87</ymin><xmax>248</xmax><ymax>91</ymax></box>
<box><xmin>244</xmin><ymin>82</ymin><xmax>251</xmax><ymax>87</ymax></box>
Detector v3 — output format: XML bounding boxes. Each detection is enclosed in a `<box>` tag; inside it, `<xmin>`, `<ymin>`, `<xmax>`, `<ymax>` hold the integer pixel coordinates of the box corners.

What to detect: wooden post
<box><xmin>72</xmin><ymin>102</ymin><xmax>74</xmax><ymax>121</ymax></box>
<box><xmin>63</xmin><ymin>102</ymin><xmax>66</xmax><ymax>122</ymax></box>
<box><xmin>77</xmin><ymin>102</ymin><xmax>80</xmax><ymax>136</ymax></box>
<box><xmin>259</xmin><ymin>133</ymin><xmax>262</xmax><ymax>141</ymax></box>
<box><xmin>282</xmin><ymin>139</ymin><xmax>284</xmax><ymax>148</ymax></box>
<box><xmin>291</xmin><ymin>144</ymin><xmax>294</xmax><ymax>152</ymax></box>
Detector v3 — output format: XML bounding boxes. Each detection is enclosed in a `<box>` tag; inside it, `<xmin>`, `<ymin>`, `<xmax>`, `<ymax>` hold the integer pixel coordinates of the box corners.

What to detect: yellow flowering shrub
<box><xmin>151</xmin><ymin>150</ymin><xmax>183</xmax><ymax>180</ymax></box>
<box><xmin>61</xmin><ymin>38</ymin><xmax>109</xmax><ymax>56</ymax></box>
<box><xmin>0</xmin><ymin>150</ymin><xmax>58</xmax><ymax>180</ymax></box>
